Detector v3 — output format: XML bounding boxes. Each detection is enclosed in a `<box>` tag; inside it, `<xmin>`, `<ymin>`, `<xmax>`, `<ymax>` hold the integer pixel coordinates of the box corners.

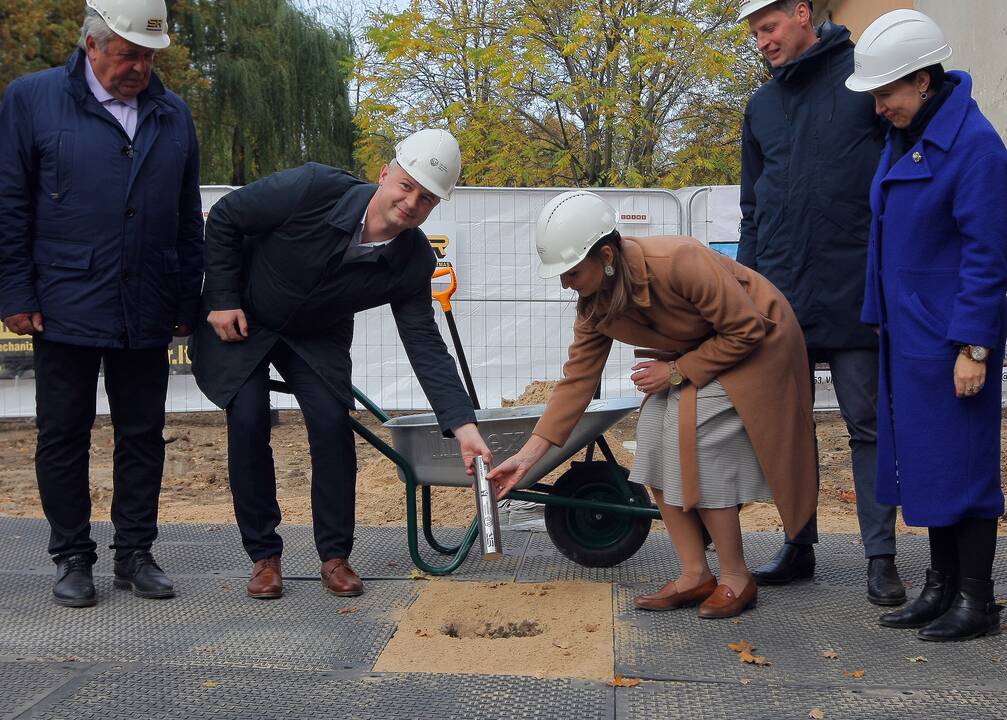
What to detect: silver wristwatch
<box><xmin>959</xmin><ymin>344</ymin><xmax>990</xmax><ymax>362</ymax></box>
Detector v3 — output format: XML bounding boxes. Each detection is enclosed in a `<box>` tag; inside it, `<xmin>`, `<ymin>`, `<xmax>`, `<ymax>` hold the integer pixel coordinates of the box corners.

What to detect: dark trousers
<box><xmin>226</xmin><ymin>342</ymin><xmax>356</xmax><ymax>562</ymax></box>
<box><xmin>33</xmin><ymin>337</ymin><xmax>169</xmax><ymax>563</ymax></box>
<box><xmin>789</xmin><ymin>348</ymin><xmax>898</xmax><ymax>557</ymax></box>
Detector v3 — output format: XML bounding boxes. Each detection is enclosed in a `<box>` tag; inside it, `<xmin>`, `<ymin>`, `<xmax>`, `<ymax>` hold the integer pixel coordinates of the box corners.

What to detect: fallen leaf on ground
<box><xmin>552</xmin><ymin>641</ymin><xmax>570</xmax><ymax>649</ymax></box>
<box><xmin>201</xmin><ymin>680</ymin><xmax>219</xmax><ymax>689</ymax></box>
<box><xmin>739</xmin><ymin>651</ymin><xmax>771</xmax><ymax>666</ymax></box>
<box><xmin>609</xmin><ymin>675</ymin><xmax>642</xmax><ymax>687</ymax></box>
<box><xmin>584</xmin><ymin>624</ymin><xmax>600</xmax><ymax>633</ymax></box>
<box><xmin>809</xmin><ymin>709</ymin><xmax>825</xmax><ymax>719</ymax></box>
<box><xmin>822</xmin><ymin>649</ymin><xmax>838</xmax><ymax>659</ymax></box>
<box><xmin>337</xmin><ymin>607</ymin><xmax>359</xmax><ymax>614</ymax></box>
<box><xmin>906</xmin><ymin>656</ymin><xmax>928</xmax><ymax>663</ymax></box>
<box><xmin>844</xmin><ymin>670</ymin><xmax>865</xmax><ymax>678</ymax></box>
<box><xmin>739</xmin><ymin>678</ymin><xmax>752</xmax><ymax>686</ymax></box>
<box><xmin>408</xmin><ymin>569</ymin><xmax>429</xmax><ymax>580</ymax></box>
<box><xmin>728</xmin><ymin>640</ymin><xmax>754</xmax><ymax>653</ymax></box>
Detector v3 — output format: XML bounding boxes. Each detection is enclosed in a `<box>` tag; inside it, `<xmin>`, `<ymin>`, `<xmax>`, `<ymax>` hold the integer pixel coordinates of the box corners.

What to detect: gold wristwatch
<box><xmin>667</xmin><ymin>361</ymin><xmax>684</xmax><ymax>386</ymax></box>
<box><xmin>959</xmin><ymin>344</ymin><xmax>990</xmax><ymax>362</ymax></box>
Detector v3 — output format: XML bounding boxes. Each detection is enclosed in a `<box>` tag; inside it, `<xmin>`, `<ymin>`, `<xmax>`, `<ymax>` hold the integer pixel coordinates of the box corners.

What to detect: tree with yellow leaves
<box><xmin>356</xmin><ymin>0</ymin><xmax>764</xmax><ymax>187</ymax></box>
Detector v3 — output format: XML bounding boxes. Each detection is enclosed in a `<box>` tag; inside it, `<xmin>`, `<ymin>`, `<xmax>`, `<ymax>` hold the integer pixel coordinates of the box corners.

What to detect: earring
<box><xmin>604</xmin><ymin>265</ymin><xmax>615</xmax><ymax>277</ymax></box>
<box><xmin>920</xmin><ymin>92</ymin><xmax>928</xmax><ymax>100</ymax></box>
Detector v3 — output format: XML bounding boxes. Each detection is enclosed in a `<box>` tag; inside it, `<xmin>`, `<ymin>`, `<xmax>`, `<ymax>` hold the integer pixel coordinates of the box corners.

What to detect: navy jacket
<box><xmin>190</xmin><ymin>163</ymin><xmax>477</xmax><ymax>435</ymax></box>
<box><xmin>738</xmin><ymin>22</ymin><xmax>882</xmax><ymax>350</ymax></box>
<box><xmin>863</xmin><ymin>72</ymin><xmax>1007</xmax><ymax>525</ymax></box>
<box><xmin>0</xmin><ymin>49</ymin><xmax>204</xmax><ymax>348</ymax></box>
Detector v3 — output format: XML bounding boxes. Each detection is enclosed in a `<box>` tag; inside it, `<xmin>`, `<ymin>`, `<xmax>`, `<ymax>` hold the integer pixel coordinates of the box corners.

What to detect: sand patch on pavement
<box><xmin>373</xmin><ymin>579</ymin><xmax>614</xmax><ymax>681</ymax></box>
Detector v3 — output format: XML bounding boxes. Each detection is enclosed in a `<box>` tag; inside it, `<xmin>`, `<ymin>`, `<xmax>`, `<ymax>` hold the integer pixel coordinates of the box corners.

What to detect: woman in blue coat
<box><xmin>847</xmin><ymin>10</ymin><xmax>1007</xmax><ymax>641</ymax></box>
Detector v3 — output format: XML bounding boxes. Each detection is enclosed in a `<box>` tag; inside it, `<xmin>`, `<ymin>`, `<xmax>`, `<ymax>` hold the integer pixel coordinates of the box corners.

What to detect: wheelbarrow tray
<box><xmin>383</xmin><ymin>396</ymin><xmax>640</xmax><ymax>488</ymax></box>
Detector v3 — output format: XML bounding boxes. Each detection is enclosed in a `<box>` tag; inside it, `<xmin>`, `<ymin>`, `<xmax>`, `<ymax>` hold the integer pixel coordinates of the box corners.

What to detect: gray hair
<box><xmin>78</xmin><ymin>7</ymin><xmax>117</xmax><ymax>50</ymax></box>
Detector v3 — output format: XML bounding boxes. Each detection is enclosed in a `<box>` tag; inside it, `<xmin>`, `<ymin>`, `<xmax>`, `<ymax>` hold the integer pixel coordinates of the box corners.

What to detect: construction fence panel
<box><xmin>0</xmin><ymin>183</ymin><xmax>924</xmax><ymax>417</ymax></box>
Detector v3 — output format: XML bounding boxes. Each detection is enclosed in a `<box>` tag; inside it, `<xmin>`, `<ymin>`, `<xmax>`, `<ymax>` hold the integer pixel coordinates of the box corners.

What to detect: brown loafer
<box><xmin>247</xmin><ymin>556</ymin><xmax>283</xmax><ymax>599</ymax></box>
<box><xmin>321</xmin><ymin>558</ymin><xmax>364</xmax><ymax>597</ymax></box>
<box><xmin>634</xmin><ymin>576</ymin><xmax>718</xmax><ymax>611</ymax></box>
<box><xmin>697</xmin><ymin>578</ymin><xmax>758</xmax><ymax>619</ymax></box>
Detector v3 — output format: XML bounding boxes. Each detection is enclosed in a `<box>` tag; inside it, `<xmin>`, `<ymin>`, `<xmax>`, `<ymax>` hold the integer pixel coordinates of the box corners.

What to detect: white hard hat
<box><xmin>394</xmin><ymin>129</ymin><xmax>461</xmax><ymax>201</ymax></box>
<box><xmin>86</xmin><ymin>0</ymin><xmax>170</xmax><ymax>49</ymax></box>
<box><xmin>737</xmin><ymin>0</ymin><xmax>811</xmax><ymax>22</ymax></box>
<box><xmin>845</xmin><ymin>9</ymin><xmax>951</xmax><ymax>93</ymax></box>
<box><xmin>535</xmin><ymin>191</ymin><xmax>618</xmax><ymax>279</ymax></box>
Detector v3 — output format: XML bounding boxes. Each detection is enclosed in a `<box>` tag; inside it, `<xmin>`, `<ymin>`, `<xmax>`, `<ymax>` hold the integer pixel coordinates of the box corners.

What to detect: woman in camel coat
<box><xmin>489</xmin><ymin>190</ymin><xmax>818</xmax><ymax>618</ymax></box>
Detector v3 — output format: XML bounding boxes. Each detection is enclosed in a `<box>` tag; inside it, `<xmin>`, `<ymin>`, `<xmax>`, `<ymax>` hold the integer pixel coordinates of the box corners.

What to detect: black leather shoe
<box><xmin>114</xmin><ymin>551</ymin><xmax>175</xmax><ymax>599</ymax></box>
<box><xmin>751</xmin><ymin>544</ymin><xmax>815</xmax><ymax>586</ymax></box>
<box><xmin>918</xmin><ymin>577</ymin><xmax>1002</xmax><ymax>642</ymax></box>
<box><xmin>879</xmin><ymin>569</ymin><xmax>956</xmax><ymax>629</ymax></box>
<box><xmin>53</xmin><ymin>554</ymin><xmax>97</xmax><ymax>608</ymax></box>
<box><xmin>867</xmin><ymin>556</ymin><xmax>906</xmax><ymax>606</ymax></box>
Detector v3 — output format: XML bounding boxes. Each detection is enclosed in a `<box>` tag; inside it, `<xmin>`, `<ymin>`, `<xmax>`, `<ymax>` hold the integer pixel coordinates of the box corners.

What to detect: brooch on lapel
<box><xmin>912</xmin><ymin>151</ymin><xmax>923</xmax><ymax>164</ymax></box>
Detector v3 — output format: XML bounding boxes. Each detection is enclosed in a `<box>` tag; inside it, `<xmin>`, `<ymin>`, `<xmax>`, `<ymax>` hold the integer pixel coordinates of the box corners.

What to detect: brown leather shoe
<box><xmin>697</xmin><ymin>577</ymin><xmax>758</xmax><ymax>619</ymax></box>
<box><xmin>634</xmin><ymin>576</ymin><xmax>718</xmax><ymax>611</ymax></box>
<box><xmin>247</xmin><ymin>556</ymin><xmax>283</xmax><ymax>599</ymax></box>
<box><xmin>321</xmin><ymin>558</ymin><xmax>364</xmax><ymax>597</ymax></box>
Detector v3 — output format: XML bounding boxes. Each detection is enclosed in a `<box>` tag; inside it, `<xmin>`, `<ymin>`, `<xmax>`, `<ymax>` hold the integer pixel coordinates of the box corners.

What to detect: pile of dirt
<box><xmin>501</xmin><ymin>380</ymin><xmax>557</xmax><ymax>407</ymax></box>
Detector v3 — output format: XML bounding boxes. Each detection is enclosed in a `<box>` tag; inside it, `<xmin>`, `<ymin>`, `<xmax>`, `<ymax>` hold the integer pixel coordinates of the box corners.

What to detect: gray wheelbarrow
<box><xmin>370</xmin><ymin>395</ymin><xmax>659</xmax><ymax>574</ymax></box>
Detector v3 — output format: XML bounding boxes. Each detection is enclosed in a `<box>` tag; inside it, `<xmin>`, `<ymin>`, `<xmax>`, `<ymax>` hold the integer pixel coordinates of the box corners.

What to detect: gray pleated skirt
<box><xmin>628</xmin><ymin>379</ymin><xmax>771</xmax><ymax>508</ymax></box>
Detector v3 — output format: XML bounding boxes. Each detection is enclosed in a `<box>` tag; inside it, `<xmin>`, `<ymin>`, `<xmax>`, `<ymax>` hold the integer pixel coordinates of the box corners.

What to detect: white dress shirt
<box><xmin>84</xmin><ymin>57</ymin><xmax>138</xmax><ymax>140</ymax></box>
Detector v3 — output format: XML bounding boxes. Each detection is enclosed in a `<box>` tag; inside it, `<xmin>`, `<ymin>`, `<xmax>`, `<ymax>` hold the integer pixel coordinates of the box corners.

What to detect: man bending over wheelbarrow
<box><xmin>190</xmin><ymin>129</ymin><xmax>492</xmax><ymax>600</ymax></box>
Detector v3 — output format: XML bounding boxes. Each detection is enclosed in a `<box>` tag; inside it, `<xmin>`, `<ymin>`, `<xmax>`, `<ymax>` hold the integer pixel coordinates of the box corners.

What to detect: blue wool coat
<box><xmin>0</xmin><ymin>49</ymin><xmax>204</xmax><ymax>348</ymax></box>
<box><xmin>862</xmin><ymin>71</ymin><xmax>1007</xmax><ymax>526</ymax></box>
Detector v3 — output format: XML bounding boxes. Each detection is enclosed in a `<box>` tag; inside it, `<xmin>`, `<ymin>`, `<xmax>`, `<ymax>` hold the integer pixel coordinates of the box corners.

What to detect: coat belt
<box><xmin>677</xmin><ymin>383</ymin><xmax>701</xmax><ymax>511</ymax></box>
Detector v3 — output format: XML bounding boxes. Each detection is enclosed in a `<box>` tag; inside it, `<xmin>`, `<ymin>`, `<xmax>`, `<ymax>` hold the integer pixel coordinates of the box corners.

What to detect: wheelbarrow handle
<box><xmin>430</xmin><ymin>266</ymin><xmax>457</xmax><ymax>313</ymax></box>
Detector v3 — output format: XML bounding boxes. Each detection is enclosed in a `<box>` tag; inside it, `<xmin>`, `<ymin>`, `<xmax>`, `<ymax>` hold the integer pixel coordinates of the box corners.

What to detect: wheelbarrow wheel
<box><xmin>544</xmin><ymin>461</ymin><xmax>651</xmax><ymax>567</ymax></box>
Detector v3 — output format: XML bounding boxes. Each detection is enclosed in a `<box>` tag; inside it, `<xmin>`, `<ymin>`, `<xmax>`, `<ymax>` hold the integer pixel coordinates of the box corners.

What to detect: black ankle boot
<box><xmin>918</xmin><ymin>577</ymin><xmax>1002</xmax><ymax>642</ymax></box>
<box><xmin>879</xmin><ymin>568</ymin><xmax>955</xmax><ymax>629</ymax></box>
<box><xmin>751</xmin><ymin>544</ymin><xmax>815</xmax><ymax>585</ymax></box>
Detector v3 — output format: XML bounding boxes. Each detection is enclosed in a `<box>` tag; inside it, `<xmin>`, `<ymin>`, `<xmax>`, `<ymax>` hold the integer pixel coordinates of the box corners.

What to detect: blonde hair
<box><xmin>576</xmin><ymin>232</ymin><xmax>647</xmax><ymax>322</ymax></box>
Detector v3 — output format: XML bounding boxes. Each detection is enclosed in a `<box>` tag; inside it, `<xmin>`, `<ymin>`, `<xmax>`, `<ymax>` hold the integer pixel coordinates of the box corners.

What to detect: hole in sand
<box><xmin>441</xmin><ymin>620</ymin><xmax>544</xmax><ymax>639</ymax></box>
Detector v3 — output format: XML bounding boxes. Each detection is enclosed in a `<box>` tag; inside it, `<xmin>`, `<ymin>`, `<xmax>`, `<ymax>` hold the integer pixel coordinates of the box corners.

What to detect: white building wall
<box><xmin>915</xmin><ymin>0</ymin><xmax>1007</xmax><ymax>143</ymax></box>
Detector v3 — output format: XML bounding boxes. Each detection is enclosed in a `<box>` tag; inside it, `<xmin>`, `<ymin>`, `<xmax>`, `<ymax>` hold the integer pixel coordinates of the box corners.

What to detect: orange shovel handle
<box><xmin>431</xmin><ymin>266</ymin><xmax>457</xmax><ymax>313</ymax></box>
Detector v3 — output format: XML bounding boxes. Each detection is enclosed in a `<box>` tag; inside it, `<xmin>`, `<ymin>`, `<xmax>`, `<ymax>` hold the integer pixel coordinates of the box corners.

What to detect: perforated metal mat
<box><xmin>2</xmin><ymin>662</ymin><xmax>613</xmax><ymax>720</ymax></box>
<box><xmin>4</xmin><ymin>517</ymin><xmax>1007</xmax><ymax>719</ymax></box>
<box><xmin>615</xmin><ymin>680</ymin><xmax>1007</xmax><ymax>720</ymax></box>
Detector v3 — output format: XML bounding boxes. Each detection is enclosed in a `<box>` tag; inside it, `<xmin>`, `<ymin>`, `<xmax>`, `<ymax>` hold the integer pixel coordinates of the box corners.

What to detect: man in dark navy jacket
<box><xmin>0</xmin><ymin>0</ymin><xmax>203</xmax><ymax>607</ymax></box>
<box><xmin>191</xmin><ymin>129</ymin><xmax>491</xmax><ymax>600</ymax></box>
<box><xmin>737</xmin><ymin>0</ymin><xmax>903</xmax><ymax>605</ymax></box>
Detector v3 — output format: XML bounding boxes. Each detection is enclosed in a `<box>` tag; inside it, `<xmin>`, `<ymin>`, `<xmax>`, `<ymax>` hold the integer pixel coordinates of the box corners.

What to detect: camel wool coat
<box><xmin>533</xmin><ymin>236</ymin><xmax>818</xmax><ymax>538</ymax></box>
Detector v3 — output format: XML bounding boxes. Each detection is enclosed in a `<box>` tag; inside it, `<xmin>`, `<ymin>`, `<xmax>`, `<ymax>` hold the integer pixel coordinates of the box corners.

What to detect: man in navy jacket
<box><xmin>737</xmin><ymin>0</ymin><xmax>903</xmax><ymax>605</ymax></box>
<box><xmin>0</xmin><ymin>0</ymin><xmax>203</xmax><ymax>607</ymax></box>
<box><xmin>190</xmin><ymin>129</ymin><xmax>491</xmax><ymax>600</ymax></box>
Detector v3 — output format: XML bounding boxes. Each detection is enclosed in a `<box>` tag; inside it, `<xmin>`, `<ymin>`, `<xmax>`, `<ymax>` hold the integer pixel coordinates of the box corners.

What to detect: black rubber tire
<box><xmin>544</xmin><ymin>461</ymin><xmax>652</xmax><ymax>567</ymax></box>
